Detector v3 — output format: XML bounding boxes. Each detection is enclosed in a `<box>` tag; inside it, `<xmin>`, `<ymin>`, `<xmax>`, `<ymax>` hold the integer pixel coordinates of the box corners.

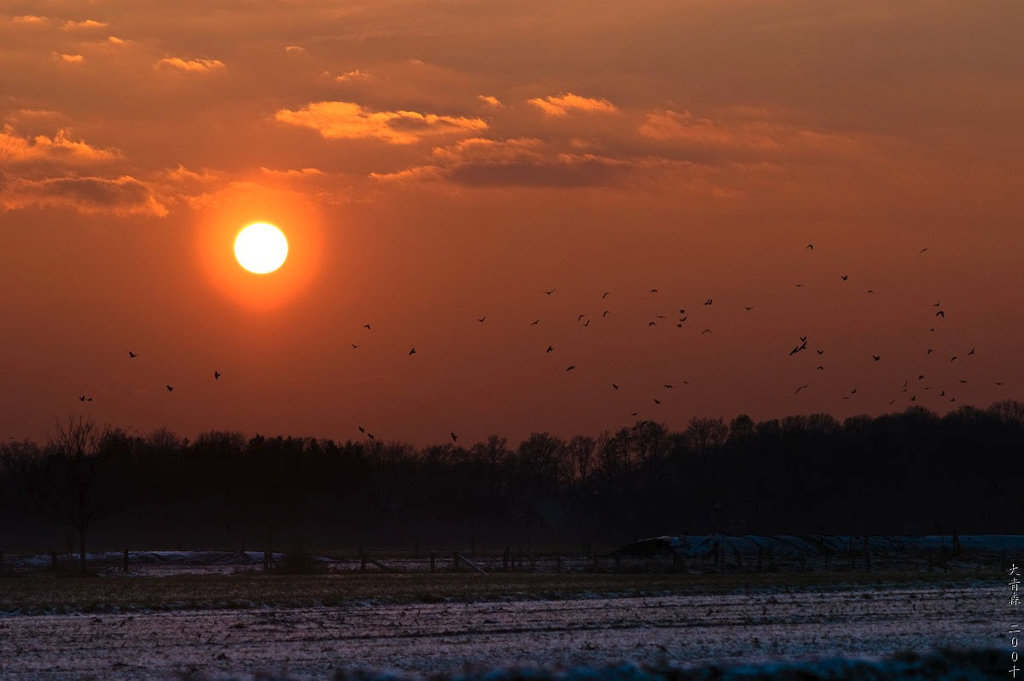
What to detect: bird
<box><xmin>935</xmin><ymin>310</ymin><xmax>945</xmax><ymax>318</ymax></box>
<box><xmin>648</xmin><ymin>321</ymin><xmax>656</xmax><ymax>327</ymax></box>
<box><xmin>530</xmin><ymin>319</ymin><xmax>540</xmax><ymax>326</ymax></box>
<box><xmin>920</xmin><ymin>247</ymin><xmax>930</xmax><ymax>253</ymax></box>
<box><xmin>166</xmin><ymin>385</ymin><xmax>174</xmax><ymax>392</ymax></box>
<box><xmin>789</xmin><ymin>341</ymin><xmax>807</xmax><ymax>356</ymax></box>
<box><xmin>650</xmin><ymin>288</ymin><xmax>659</xmax><ymax>293</ymax></box>
<box><xmin>867</xmin><ymin>289</ymin><xmax>875</xmax><ymax>294</ymax></box>
<box><xmin>351</xmin><ymin>343</ymin><xmax>360</xmax><ymax>349</ymax></box>
<box><xmin>128</xmin><ymin>351</ymin><xmax>137</xmax><ymax>358</ymax></box>
<box><xmin>817</xmin><ymin>365</ymin><xmax>824</xmax><ymax>371</ymax></box>
<box><xmin>872</xmin><ymin>355</ymin><xmax>880</xmax><ymax>361</ymax></box>
<box><xmin>408</xmin><ymin>348</ymin><xmax>416</xmax><ymax>355</ymax></box>
<box><xmin>602</xmin><ymin>291</ymin><xmax>610</xmax><ymax>299</ymax></box>
<box><xmin>795</xmin><ymin>283</ymin><xmax>805</xmax><ymax>288</ymax></box>
<box><xmin>367</xmin><ymin>433</ymin><xmax>375</xmax><ymax>440</ymax></box>
<box><xmin>704</xmin><ymin>298</ymin><xmax>712</xmax><ymax>305</ymax></box>
<box><xmin>214</xmin><ymin>371</ymin><xmax>221</xmax><ymax>380</ymax></box>
<box><xmin>950</xmin><ymin>356</ymin><xmax>958</xmax><ymax>362</ymax></box>
<box><xmin>566</xmin><ymin>365</ymin><xmax>576</xmax><ymax>372</ymax></box>
<box><xmin>450</xmin><ymin>432</ymin><xmax>458</xmax><ymax>443</ymax></box>
<box><xmin>544</xmin><ymin>289</ymin><xmax>556</xmax><ymax>295</ymax></box>
<box><xmin>654</xmin><ymin>398</ymin><xmax>661</xmax><ymax>405</ymax></box>
<box><xmin>477</xmin><ymin>316</ymin><xmax>486</xmax><ymax>323</ymax></box>
<box><xmin>927</xmin><ymin>348</ymin><xmax>934</xmax><ymax>354</ymax></box>
<box><xmin>794</xmin><ymin>384</ymin><xmax>808</xmax><ymax>394</ymax></box>
<box><xmin>850</xmin><ymin>388</ymin><xmax>857</xmax><ymax>394</ymax></box>
<box><xmin>701</xmin><ymin>328</ymin><xmax>713</xmax><ymax>334</ymax></box>
<box><xmin>816</xmin><ymin>349</ymin><xmax>824</xmax><ymax>355</ymax></box>
<box><xmin>546</xmin><ymin>345</ymin><xmax>554</xmax><ymax>353</ymax></box>
<box><xmin>932</xmin><ymin>300</ymin><xmax>941</xmax><ymax>307</ymax></box>
<box><xmin>78</xmin><ymin>394</ymin><xmax>92</xmax><ymax>402</ymax></box>
<box><xmin>612</xmin><ymin>383</ymin><xmax>619</xmax><ymax>390</ymax></box>
<box><xmin>363</xmin><ymin>323</ymin><xmax>372</xmax><ymax>330</ymax></box>
<box><xmin>840</xmin><ymin>274</ymin><xmax>848</xmax><ymax>281</ymax></box>
<box><xmin>967</xmin><ymin>347</ymin><xmax>976</xmax><ymax>356</ymax></box>
<box><xmin>357</xmin><ymin>425</ymin><xmax>365</xmax><ymax>433</ymax></box>
<box><xmin>806</xmin><ymin>243</ymin><xmax>814</xmax><ymax>251</ymax></box>
<box><xmin>582</xmin><ymin>319</ymin><xmax>590</xmax><ymax>327</ymax></box>
<box><xmin>663</xmin><ymin>384</ymin><xmax>674</xmax><ymax>389</ymax></box>
<box><xmin>577</xmin><ymin>313</ymin><xmax>586</xmax><ymax>322</ymax></box>
<box><xmin>602</xmin><ymin>310</ymin><xmax>611</xmax><ymax>318</ymax></box>
<box><xmin>744</xmin><ymin>306</ymin><xmax>754</xmax><ymax>311</ymax></box>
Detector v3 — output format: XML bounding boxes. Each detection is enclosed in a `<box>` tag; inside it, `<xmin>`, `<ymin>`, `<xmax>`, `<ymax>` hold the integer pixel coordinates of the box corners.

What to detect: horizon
<box><xmin>3</xmin><ymin>1</ymin><xmax>1022</xmax><ymax>448</ymax></box>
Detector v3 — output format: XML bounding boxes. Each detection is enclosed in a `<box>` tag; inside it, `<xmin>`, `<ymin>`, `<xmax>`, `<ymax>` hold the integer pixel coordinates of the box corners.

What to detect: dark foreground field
<box><xmin>0</xmin><ymin>569</ymin><xmax>1007</xmax><ymax>680</ymax></box>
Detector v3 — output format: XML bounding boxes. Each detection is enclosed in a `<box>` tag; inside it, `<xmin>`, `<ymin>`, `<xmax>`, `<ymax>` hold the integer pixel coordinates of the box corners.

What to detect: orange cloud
<box><xmin>335</xmin><ymin>69</ymin><xmax>371</xmax><ymax>82</ymax></box>
<box><xmin>374</xmin><ymin>137</ymin><xmax>628</xmax><ymax>187</ymax></box>
<box><xmin>0</xmin><ymin>174</ymin><xmax>167</xmax><ymax>216</ymax></box>
<box><xmin>275</xmin><ymin>101</ymin><xmax>488</xmax><ymax>144</ymax></box>
<box><xmin>12</xmin><ymin>15</ymin><xmax>47</xmax><ymax>24</ymax></box>
<box><xmin>0</xmin><ymin>126</ymin><xmax>119</xmax><ymax>165</ymax></box>
<box><xmin>478</xmin><ymin>95</ymin><xmax>503</xmax><ymax>107</ymax></box>
<box><xmin>62</xmin><ymin>19</ymin><xmax>108</xmax><ymax>30</ymax></box>
<box><xmin>154</xmin><ymin>57</ymin><xmax>226</xmax><ymax>73</ymax></box>
<box><xmin>58</xmin><ymin>53</ymin><xmax>84</xmax><ymax>64</ymax></box>
<box><xmin>528</xmin><ymin>93</ymin><xmax>618</xmax><ymax>116</ymax></box>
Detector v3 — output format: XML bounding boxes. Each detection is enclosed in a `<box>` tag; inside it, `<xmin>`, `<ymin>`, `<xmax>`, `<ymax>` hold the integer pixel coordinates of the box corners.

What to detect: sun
<box><xmin>234</xmin><ymin>222</ymin><xmax>289</xmax><ymax>274</ymax></box>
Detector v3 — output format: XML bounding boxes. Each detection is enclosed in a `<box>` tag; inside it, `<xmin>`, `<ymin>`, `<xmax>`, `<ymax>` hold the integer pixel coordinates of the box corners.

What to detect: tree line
<box><xmin>1</xmin><ymin>401</ymin><xmax>1021</xmax><ymax>557</ymax></box>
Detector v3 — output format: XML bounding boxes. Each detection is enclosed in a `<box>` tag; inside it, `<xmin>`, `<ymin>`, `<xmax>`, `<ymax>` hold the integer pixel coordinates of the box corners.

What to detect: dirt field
<box><xmin>0</xmin><ymin>575</ymin><xmax>1002</xmax><ymax>680</ymax></box>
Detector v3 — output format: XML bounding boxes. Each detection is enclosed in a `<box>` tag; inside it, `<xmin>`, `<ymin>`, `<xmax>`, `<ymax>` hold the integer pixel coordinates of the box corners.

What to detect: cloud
<box><xmin>478</xmin><ymin>95</ymin><xmax>503</xmax><ymax>107</ymax></box>
<box><xmin>374</xmin><ymin>137</ymin><xmax>628</xmax><ymax>188</ymax></box>
<box><xmin>335</xmin><ymin>69</ymin><xmax>371</xmax><ymax>82</ymax></box>
<box><xmin>275</xmin><ymin>101</ymin><xmax>488</xmax><ymax>144</ymax></box>
<box><xmin>528</xmin><ymin>93</ymin><xmax>618</xmax><ymax>116</ymax></box>
<box><xmin>107</xmin><ymin>36</ymin><xmax>126</xmax><ymax>45</ymax></box>
<box><xmin>0</xmin><ymin>174</ymin><xmax>167</xmax><ymax>216</ymax></box>
<box><xmin>62</xmin><ymin>19</ymin><xmax>108</xmax><ymax>30</ymax></box>
<box><xmin>284</xmin><ymin>45</ymin><xmax>305</xmax><ymax>53</ymax></box>
<box><xmin>12</xmin><ymin>15</ymin><xmax>47</xmax><ymax>24</ymax></box>
<box><xmin>0</xmin><ymin>126</ymin><xmax>120</xmax><ymax>166</ymax></box>
<box><xmin>57</xmin><ymin>53</ymin><xmax>84</xmax><ymax>64</ymax></box>
<box><xmin>154</xmin><ymin>57</ymin><xmax>226</xmax><ymax>73</ymax></box>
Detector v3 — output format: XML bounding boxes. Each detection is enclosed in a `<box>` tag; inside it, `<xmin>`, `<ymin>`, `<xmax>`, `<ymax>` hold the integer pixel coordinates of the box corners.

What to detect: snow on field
<box><xmin>0</xmin><ymin>583</ymin><xmax>1004</xmax><ymax>680</ymax></box>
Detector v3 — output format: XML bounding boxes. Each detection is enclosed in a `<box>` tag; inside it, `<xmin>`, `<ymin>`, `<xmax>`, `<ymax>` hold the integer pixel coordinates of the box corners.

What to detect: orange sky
<box><xmin>2</xmin><ymin>1</ymin><xmax>1022</xmax><ymax>447</ymax></box>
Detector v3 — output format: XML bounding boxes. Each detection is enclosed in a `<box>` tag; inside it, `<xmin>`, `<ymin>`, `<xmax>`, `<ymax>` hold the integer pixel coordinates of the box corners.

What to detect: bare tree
<box><xmin>46</xmin><ymin>416</ymin><xmax>101</xmax><ymax>573</ymax></box>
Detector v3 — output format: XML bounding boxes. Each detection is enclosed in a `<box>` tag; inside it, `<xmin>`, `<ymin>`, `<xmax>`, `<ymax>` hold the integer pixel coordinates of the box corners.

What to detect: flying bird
<box><xmin>357</xmin><ymin>425</ymin><xmax>365</xmax><ymax>433</ymax></box>
<box><xmin>530</xmin><ymin>319</ymin><xmax>540</xmax><ymax>326</ymax></box>
<box><xmin>789</xmin><ymin>340</ymin><xmax>807</xmax><ymax>356</ymax></box>
<box><xmin>654</xmin><ymin>398</ymin><xmax>661</xmax><ymax>405</ymax></box>
<box><xmin>650</xmin><ymin>288</ymin><xmax>659</xmax><ymax>293</ymax></box>
<box><xmin>612</xmin><ymin>383</ymin><xmax>619</xmax><ymax>390</ymax></box>
<box><xmin>663</xmin><ymin>384</ymin><xmax>674</xmax><ymax>389</ymax></box>
<box><xmin>546</xmin><ymin>345</ymin><xmax>554</xmax><ymax>353</ymax></box>
<box><xmin>703</xmin><ymin>298</ymin><xmax>712</xmax><ymax>305</ymax></box>
<box><xmin>744</xmin><ymin>306</ymin><xmax>754</xmax><ymax>311</ymax></box>
<box><xmin>351</xmin><ymin>343</ymin><xmax>360</xmax><ymax>349</ymax></box>
<box><xmin>128</xmin><ymin>351</ymin><xmax>137</xmax><ymax>358</ymax></box>
<box><xmin>166</xmin><ymin>385</ymin><xmax>174</xmax><ymax>392</ymax></box>
<box><xmin>817</xmin><ymin>366</ymin><xmax>824</xmax><ymax>371</ymax></box>
<box><xmin>477</xmin><ymin>316</ymin><xmax>486</xmax><ymax>323</ymax></box>
<box><xmin>935</xmin><ymin>310</ymin><xmax>945</xmax><ymax>318</ymax></box>
<box><xmin>794</xmin><ymin>283</ymin><xmax>805</xmax><ymax>288</ymax></box>
<box><xmin>701</xmin><ymin>328</ymin><xmax>713</xmax><ymax>334</ymax></box>
<box><xmin>840</xmin><ymin>274</ymin><xmax>848</xmax><ymax>281</ymax></box>
<box><xmin>648</xmin><ymin>321</ymin><xmax>656</xmax><ymax>327</ymax></box>
<box><xmin>409</xmin><ymin>348</ymin><xmax>416</xmax><ymax>355</ymax></box>
<box><xmin>806</xmin><ymin>243</ymin><xmax>814</xmax><ymax>251</ymax></box>
<box><xmin>602</xmin><ymin>291</ymin><xmax>610</xmax><ymax>299</ymax></box>
<box><xmin>794</xmin><ymin>384</ymin><xmax>808</xmax><ymax>394</ymax></box>
<box><xmin>850</xmin><ymin>388</ymin><xmax>857</xmax><ymax>394</ymax></box>
<box><xmin>920</xmin><ymin>247</ymin><xmax>930</xmax><ymax>254</ymax></box>
<box><xmin>544</xmin><ymin>289</ymin><xmax>556</xmax><ymax>295</ymax></box>
<box><xmin>872</xmin><ymin>355</ymin><xmax>880</xmax><ymax>361</ymax></box>
<box><xmin>602</xmin><ymin>310</ymin><xmax>611</xmax><ymax>317</ymax></box>
<box><xmin>450</xmin><ymin>432</ymin><xmax>458</xmax><ymax>443</ymax></box>
<box><xmin>816</xmin><ymin>349</ymin><xmax>824</xmax><ymax>355</ymax></box>
<box><xmin>967</xmin><ymin>347</ymin><xmax>975</xmax><ymax>356</ymax></box>
<box><xmin>566</xmin><ymin>365</ymin><xmax>576</xmax><ymax>372</ymax></box>
<box><xmin>363</xmin><ymin>323</ymin><xmax>372</xmax><ymax>330</ymax></box>
<box><xmin>214</xmin><ymin>371</ymin><xmax>221</xmax><ymax>380</ymax></box>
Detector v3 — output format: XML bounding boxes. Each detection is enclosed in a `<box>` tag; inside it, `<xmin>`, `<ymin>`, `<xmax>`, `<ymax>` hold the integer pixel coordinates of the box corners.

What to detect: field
<box><xmin>0</xmin><ymin>568</ymin><xmax>1006</xmax><ymax>680</ymax></box>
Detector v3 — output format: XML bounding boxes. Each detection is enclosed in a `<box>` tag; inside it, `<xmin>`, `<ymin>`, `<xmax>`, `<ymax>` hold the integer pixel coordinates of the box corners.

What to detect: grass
<box><xmin>0</xmin><ymin>568</ymin><xmax>996</xmax><ymax>615</ymax></box>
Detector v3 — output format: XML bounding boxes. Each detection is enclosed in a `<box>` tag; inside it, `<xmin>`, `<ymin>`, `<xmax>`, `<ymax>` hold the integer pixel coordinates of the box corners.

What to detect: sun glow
<box><xmin>234</xmin><ymin>222</ymin><xmax>288</xmax><ymax>274</ymax></box>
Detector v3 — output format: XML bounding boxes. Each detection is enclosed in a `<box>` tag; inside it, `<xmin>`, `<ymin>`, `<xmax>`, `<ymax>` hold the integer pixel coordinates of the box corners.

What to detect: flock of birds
<box><xmin>73</xmin><ymin>242</ymin><xmax>1006</xmax><ymax>445</ymax></box>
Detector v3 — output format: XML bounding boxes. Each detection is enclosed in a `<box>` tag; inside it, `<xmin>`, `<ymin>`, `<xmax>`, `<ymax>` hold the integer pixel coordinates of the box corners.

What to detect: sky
<box><xmin>1</xmin><ymin>0</ymin><xmax>1022</xmax><ymax>448</ymax></box>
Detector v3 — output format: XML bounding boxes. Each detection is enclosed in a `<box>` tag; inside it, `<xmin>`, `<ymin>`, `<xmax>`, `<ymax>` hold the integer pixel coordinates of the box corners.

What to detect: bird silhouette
<box><xmin>932</xmin><ymin>300</ymin><xmax>941</xmax><ymax>307</ymax></box>
<box><xmin>357</xmin><ymin>425</ymin><xmax>365</xmax><ymax>433</ymax></box>
<box><xmin>602</xmin><ymin>310</ymin><xmax>611</xmax><ymax>317</ymax></box>
<box><xmin>806</xmin><ymin>243</ymin><xmax>814</xmax><ymax>251</ymax></box>
<box><xmin>450</xmin><ymin>432</ymin><xmax>458</xmax><ymax>442</ymax></box>
<box><xmin>602</xmin><ymin>291</ymin><xmax>610</xmax><ymax>299</ymax></box>
<box><xmin>701</xmin><ymin>328</ymin><xmax>713</xmax><ymax>334</ymax></box>
<box><xmin>351</xmin><ymin>344</ymin><xmax>360</xmax><ymax>349</ymax></box>
<box><xmin>367</xmin><ymin>433</ymin><xmax>375</xmax><ymax>440</ymax></box>
<box><xmin>872</xmin><ymin>355</ymin><xmax>880</xmax><ymax>361</ymax></box>
<box><xmin>408</xmin><ymin>348</ymin><xmax>416</xmax><ymax>356</ymax></box>
<box><xmin>363</xmin><ymin>323</ymin><xmax>372</xmax><ymax>330</ymax></box>
<box><xmin>927</xmin><ymin>348</ymin><xmax>933</xmax><ymax>354</ymax></box>
<box><xmin>577</xmin><ymin>313</ymin><xmax>586</xmax><ymax>322</ymax></box>
<box><xmin>166</xmin><ymin>385</ymin><xmax>174</xmax><ymax>392</ymax></box>
<box><xmin>794</xmin><ymin>283</ymin><xmax>805</xmax><ymax>288</ymax></box>
<box><xmin>867</xmin><ymin>289</ymin><xmax>875</xmax><ymax>294</ymax></box>
<box><xmin>566</xmin><ymin>365</ymin><xmax>576</xmax><ymax>372</ymax></box>
<box><xmin>920</xmin><ymin>247</ymin><xmax>930</xmax><ymax>253</ymax></box>
<box><xmin>582</xmin><ymin>319</ymin><xmax>590</xmax><ymax>327</ymax></box>
<box><xmin>850</xmin><ymin>388</ymin><xmax>857</xmax><ymax>394</ymax></box>
<box><xmin>789</xmin><ymin>340</ymin><xmax>807</xmax><ymax>356</ymax></box>
<box><xmin>744</xmin><ymin>306</ymin><xmax>754</xmax><ymax>311</ymax></box>
<box><xmin>703</xmin><ymin>298</ymin><xmax>712</xmax><ymax>305</ymax></box>
<box><xmin>477</xmin><ymin>316</ymin><xmax>486</xmax><ymax>323</ymax></box>
<box><xmin>840</xmin><ymin>274</ymin><xmax>848</xmax><ymax>281</ymax></box>
<box><xmin>935</xmin><ymin>310</ymin><xmax>945</xmax><ymax>318</ymax></box>
<box><xmin>544</xmin><ymin>289</ymin><xmax>556</xmax><ymax>295</ymax></box>
<box><xmin>794</xmin><ymin>384</ymin><xmax>808</xmax><ymax>394</ymax></box>
<box><xmin>214</xmin><ymin>371</ymin><xmax>221</xmax><ymax>380</ymax></box>
<box><xmin>654</xmin><ymin>398</ymin><xmax>661</xmax><ymax>405</ymax></box>
<box><xmin>967</xmin><ymin>347</ymin><xmax>975</xmax><ymax>356</ymax></box>
<box><xmin>546</xmin><ymin>345</ymin><xmax>554</xmax><ymax>353</ymax></box>
<box><xmin>816</xmin><ymin>349</ymin><xmax>824</xmax><ymax>355</ymax></box>
<box><xmin>650</xmin><ymin>288</ymin><xmax>659</xmax><ymax>293</ymax></box>
<box><xmin>648</xmin><ymin>321</ymin><xmax>656</xmax><ymax>327</ymax></box>
<box><xmin>950</xmin><ymin>356</ymin><xmax>958</xmax><ymax>362</ymax></box>
<box><xmin>817</xmin><ymin>365</ymin><xmax>824</xmax><ymax>371</ymax></box>
<box><xmin>128</xmin><ymin>351</ymin><xmax>137</xmax><ymax>358</ymax></box>
<box><xmin>530</xmin><ymin>319</ymin><xmax>540</xmax><ymax>326</ymax></box>
<box><xmin>663</xmin><ymin>384</ymin><xmax>674</xmax><ymax>389</ymax></box>
<box><xmin>612</xmin><ymin>383</ymin><xmax>619</xmax><ymax>390</ymax></box>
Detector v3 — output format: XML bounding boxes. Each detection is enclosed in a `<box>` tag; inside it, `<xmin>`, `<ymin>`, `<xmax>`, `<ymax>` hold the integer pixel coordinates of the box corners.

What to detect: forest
<box><xmin>1</xmin><ymin>401</ymin><xmax>1021</xmax><ymax>558</ymax></box>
